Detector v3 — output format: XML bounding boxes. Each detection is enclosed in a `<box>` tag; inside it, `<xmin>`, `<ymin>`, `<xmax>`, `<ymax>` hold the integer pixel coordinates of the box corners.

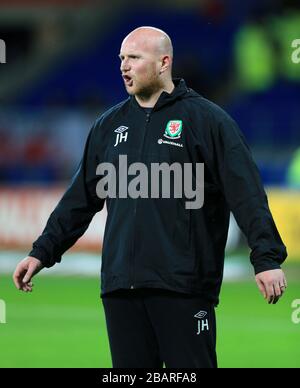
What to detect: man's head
<box><xmin>119</xmin><ymin>26</ymin><xmax>173</xmax><ymax>98</ymax></box>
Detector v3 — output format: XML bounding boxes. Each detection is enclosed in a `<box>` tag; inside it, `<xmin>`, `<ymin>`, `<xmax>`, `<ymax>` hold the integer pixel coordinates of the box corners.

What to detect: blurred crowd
<box><xmin>0</xmin><ymin>109</ymin><xmax>95</xmax><ymax>183</ymax></box>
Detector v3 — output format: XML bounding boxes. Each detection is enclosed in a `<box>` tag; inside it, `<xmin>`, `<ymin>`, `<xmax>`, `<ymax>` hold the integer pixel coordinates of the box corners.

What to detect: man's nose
<box><xmin>120</xmin><ymin>60</ymin><xmax>130</xmax><ymax>72</ymax></box>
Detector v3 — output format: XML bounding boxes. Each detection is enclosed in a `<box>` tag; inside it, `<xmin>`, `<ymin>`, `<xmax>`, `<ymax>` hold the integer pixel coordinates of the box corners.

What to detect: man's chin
<box><xmin>125</xmin><ymin>86</ymin><xmax>136</xmax><ymax>95</ymax></box>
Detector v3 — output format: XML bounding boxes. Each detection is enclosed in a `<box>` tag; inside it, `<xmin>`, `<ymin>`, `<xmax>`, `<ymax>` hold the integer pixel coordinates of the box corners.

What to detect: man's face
<box><xmin>119</xmin><ymin>35</ymin><xmax>161</xmax><ymax>97</ymax></box>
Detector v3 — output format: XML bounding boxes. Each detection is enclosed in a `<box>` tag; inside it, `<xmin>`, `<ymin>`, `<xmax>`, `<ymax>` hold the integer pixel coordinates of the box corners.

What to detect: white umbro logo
<box><xmin>194</xmin><ymin>311</ymin><xmax>207</xmax><ymax>319</ymax></box>
<box><xmin>194</xmin><ymin>311</ymin><xmax>209</xmax><ymax>335</ymax></box>
<box><xmin>114</xmin><ymin>126</ymin><xmax>128</xmax><ymax>133</ymax></box>
<box><xmin>114</xmin><ymin>126</ymin><xmax>129</xmax><ymax>147</ymax></box>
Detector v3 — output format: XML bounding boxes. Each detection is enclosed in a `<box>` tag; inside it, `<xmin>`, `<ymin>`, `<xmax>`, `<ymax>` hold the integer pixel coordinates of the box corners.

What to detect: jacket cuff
<box><xmin>28</xmin><ymin>247</ymin><xmax>55</xmax><ymax>268</ymax></box>
<box><xmin>253</xmin><ymin>259</ymin><xmax>281</xmax><ymax>275</ymax></box>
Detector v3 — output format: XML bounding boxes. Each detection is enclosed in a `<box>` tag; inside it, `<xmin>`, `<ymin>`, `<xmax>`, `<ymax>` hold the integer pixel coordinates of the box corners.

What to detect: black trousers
<box><xmin>101</xmin><ymin>288</ymin><xmax>217</xmax><ymax>368</ymax></box>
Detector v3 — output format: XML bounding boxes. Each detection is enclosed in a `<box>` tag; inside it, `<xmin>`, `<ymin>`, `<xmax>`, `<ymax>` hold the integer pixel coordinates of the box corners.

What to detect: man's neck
<box><xmin>135</xmin><ymin>80</ymin><xmax>175</xmax><ymax>108</ymax></box>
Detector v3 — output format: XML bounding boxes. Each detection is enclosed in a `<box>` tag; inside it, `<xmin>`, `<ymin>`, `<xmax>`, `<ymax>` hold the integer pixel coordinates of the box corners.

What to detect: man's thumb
<box><xmin>22</xmin><ymin>269</ymin><xmax>33</xmax><ymax>284</ymax></box>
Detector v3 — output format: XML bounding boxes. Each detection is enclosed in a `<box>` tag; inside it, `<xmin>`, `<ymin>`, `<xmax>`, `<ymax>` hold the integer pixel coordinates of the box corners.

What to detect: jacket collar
<box><xmin>130</xmin><ymin>78</ymin><xmax>189</xmax><ymax>112</ymax></box>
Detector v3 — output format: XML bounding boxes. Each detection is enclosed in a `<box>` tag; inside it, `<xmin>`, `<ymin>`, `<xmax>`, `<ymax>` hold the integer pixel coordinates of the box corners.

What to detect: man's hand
<box><xmin>13</xmin><ymin>256</ymin><xmax>44</xmax><ymax>292</ymax></box>
<box><xmin>255</xmin><ymin>269</ymin><xmax>287</xmax><ymax>304</ymax></box>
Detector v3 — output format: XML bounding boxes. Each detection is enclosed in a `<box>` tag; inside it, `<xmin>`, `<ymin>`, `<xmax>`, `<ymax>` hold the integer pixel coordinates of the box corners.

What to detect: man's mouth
<box><xmin>123</xmin><ymin>75</ymin><xmax>133</xmax><ymax>87</ymax></box>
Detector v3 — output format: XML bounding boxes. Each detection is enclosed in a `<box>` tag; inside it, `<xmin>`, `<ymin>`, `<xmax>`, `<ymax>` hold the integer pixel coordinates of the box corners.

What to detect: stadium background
<box><xmin>0</xmin><ymin>0</ymin><xmax>300</xmax><ymax>368</ymax></box>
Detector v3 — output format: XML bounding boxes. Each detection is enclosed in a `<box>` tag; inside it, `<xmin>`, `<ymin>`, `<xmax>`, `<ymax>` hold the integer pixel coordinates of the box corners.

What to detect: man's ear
<box><xmin>160</xmin><ymin>55</ymin><xmax>171</xmax><ymax>74</ymax></box>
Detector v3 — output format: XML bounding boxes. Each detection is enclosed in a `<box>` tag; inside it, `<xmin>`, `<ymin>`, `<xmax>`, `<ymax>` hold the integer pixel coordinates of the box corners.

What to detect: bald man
<box><xmin>119</xmin><ymin>27</ymin><xmax>174</xmax><ymax>106</ymax></box>
<box><xmin>13</xmin><ymin>27</ymin><xmax>287</xmax><ymax>368</ymax></box>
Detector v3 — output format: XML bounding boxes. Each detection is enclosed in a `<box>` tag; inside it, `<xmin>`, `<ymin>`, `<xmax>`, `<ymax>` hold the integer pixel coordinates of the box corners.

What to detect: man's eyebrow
<box><xmin>118</xmin><ymin>53</ymin><xmax>141</xmax><ymax>59</ymax></box>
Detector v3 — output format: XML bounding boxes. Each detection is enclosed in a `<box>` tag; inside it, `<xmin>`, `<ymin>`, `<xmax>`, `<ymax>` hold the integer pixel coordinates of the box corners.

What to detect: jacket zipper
<box><xmin>130</xmin><ymin>111</ymin><xmax>151</xmax><ymax>289</ymax></box>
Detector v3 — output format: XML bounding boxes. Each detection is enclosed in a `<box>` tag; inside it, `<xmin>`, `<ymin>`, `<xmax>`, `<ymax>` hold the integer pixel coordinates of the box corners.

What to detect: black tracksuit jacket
<box><xmin>29</xmin><ymin>79</ymin><xmax>287</xmax><ymax>305</ymax></box>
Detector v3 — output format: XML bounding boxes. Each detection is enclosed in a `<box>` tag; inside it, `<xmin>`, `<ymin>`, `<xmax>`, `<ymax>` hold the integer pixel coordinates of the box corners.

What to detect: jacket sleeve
<box><xmin>29</xmin><ymin>119</ymin><xmax>105</xmax><ymax>267</ymax></box>
<box><xmin>212</xmin><ymin>112</ymin><xmax>287</xmax><ymax>274</ymax></box>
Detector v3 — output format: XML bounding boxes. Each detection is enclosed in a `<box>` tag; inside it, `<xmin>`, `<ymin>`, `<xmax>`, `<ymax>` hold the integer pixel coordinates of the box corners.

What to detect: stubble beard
<box><xmin>133</xmin><ymin>77</ymin><xmax>163</xmax><ymax>101</ymax></box>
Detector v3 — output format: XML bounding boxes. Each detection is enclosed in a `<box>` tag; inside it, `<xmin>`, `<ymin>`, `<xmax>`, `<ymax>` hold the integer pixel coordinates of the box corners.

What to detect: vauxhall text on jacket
<box><xmin>29</xmin><ymin>79</ymin><xmax>287</xmax><ymax>304</ymax></box>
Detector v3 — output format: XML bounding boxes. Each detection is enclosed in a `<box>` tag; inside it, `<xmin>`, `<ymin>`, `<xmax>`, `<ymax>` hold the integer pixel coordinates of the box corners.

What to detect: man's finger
<box><xmin>22</xmin><ymin>269</ymin><xmax>34</xmax><ymax>284</ymax></box>
<box><xmin>13</xmin><ymin>277</ymin><xmax>21</xmax><ymax>290</ymax></box>
<box><xmin>283</xmin><ymin>276</ymin><xmax>288</xmax><ymax>288</ymax></box>
<box><xmin>269</xmin><ymin>284</ymin><xmax>284</xmax><ymax>304</ymax></box>
<box><xmin>272</xmin><ymin>296</ymin><xmax>279</xmax><ymax>304</ymax></box>
<box><xmin>274</xmin><ymin>283</ymin><xmax>282</xmax><ymax>298</ymax></box>
<box><xmin>272</xmin><ymin>290</ymin><xmax>281</xmax><ymax>304</ymax></box>
<box><xmin>21</xmin><ymin>283</ymin><xmax>32</xmax><ymax>292</ymax></box>
<box><xmin>266</xmin><ymin>283</ymin><xmax>275</xmax><ymax>304</ymax></box>
<box><xmin>13</xmin><ymin>268</ymin><xmax>25</xmax><ymax>290</ymax></box>
<box><xmin>256</xmin><ymin>278</ymin><xmax>267</xmax><ymax>299</ymax></box>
